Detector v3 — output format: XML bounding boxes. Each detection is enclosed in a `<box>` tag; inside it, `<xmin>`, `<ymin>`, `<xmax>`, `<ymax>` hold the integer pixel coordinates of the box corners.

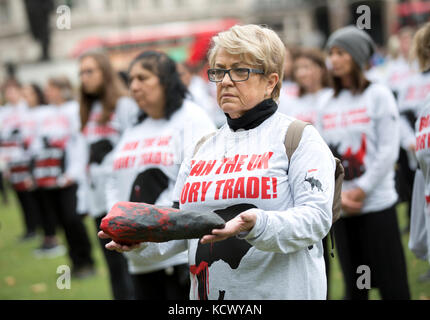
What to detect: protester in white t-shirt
<box><xmin>321</xmin><ymin>25</ymin><xmax>410</xmax><ymax>299</ymax></box>
<box><xmin>278</xmin><ymin>48</ymin><xmax>333</xmax><ymax>129</ymax></box>
<box><xmin>44</xmin><ymin>76</ymin><xmax>88</xmax><ymax>216</ymax></box>
<box><xmin>1</xmin><ymin>83</ymin><xmax>55</xmax><ymax>247</ymax></box>
<box><xmin>79</xmin><ymin>52</ymin><xmax>138</xmax><ymax>298</ymax></box>
<box><xmin>100</xmin><ymin>24</ymin><xmax>336</xmax><ymax>300</ymax></box>
<box><xmin>409</xmin><ymin>22</ymin><xmax>430</xmax><ymax>283</ymax></box>
<box><xmin>105</xmin><ymin>51</ymin><xmax>216</xmax><ymax>299</ymax></box>
<box><xmin>279</xmin><ymin>47</ymin><xmax>334</xmax><ymax>298</ymax></box>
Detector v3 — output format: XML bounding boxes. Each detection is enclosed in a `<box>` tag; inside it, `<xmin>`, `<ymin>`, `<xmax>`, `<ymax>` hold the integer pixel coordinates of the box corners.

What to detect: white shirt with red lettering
<box><xmin>30</xmin><ymin>105</ymin><xmax>86</xmax><ymax>189</ymax></box>
<box><xmin>105</xmin><ymin>99</ymin><xmax>216</xmax><ymax>274</ymax></box>
<box><xmin>0</xmin><ymin>104</ymin><xmax>27</xmax><ymax>166</ymax></box>
<box><xmin>83</xmin><ymin>97</ymin><xmax>138</xmax><ymax>217</ymax></box>
<box><xmin>319</xmin><ymin>83</ymin><xmax>399</xmax><ymax>214</ymax></box>
<box><xmin>278</xmin><ymin>88</ymin><xmax>333</xmax><ymax>129</ymax></box>
<box><xmin>5</xmin><ymin>106</ymin><xmax>47</xmax><ymax>191</ymax></box>
<box><xmin>412</xmin><ymin>95</ymin><xmax>430</xmax><ymax>263</ymax></box>
<box><xmin>383</xmin><ymin>56</ymin><xmax>418</xmax><ymax>95</ymax></box>
<box><xmin>131</xmin><ymin>111</ymin><xmax>336</xmax><ymax>299</ymax></box>
<box><xmin>415</xmin><ymin>95</ymin><xmax>430</xmax><ymax>206</ymax></box>
<box><xmin>59</xmin><ymin>100</ymin><xmax>88</xmax><ymax>214</ymax></box>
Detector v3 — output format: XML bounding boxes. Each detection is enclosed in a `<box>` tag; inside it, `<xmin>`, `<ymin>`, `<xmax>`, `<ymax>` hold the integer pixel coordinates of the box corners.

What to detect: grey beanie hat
<box><xmin>326</xmin><ymin>25</ymin><xmax>376</xmax><ymax>69</ymax></box>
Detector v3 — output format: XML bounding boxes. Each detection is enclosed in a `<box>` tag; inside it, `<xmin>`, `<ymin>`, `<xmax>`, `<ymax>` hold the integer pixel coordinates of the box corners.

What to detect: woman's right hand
<box><xmin>97</xmin><ymin>231</ymin><xmax>142</xmax><ymax>252</ymax></box>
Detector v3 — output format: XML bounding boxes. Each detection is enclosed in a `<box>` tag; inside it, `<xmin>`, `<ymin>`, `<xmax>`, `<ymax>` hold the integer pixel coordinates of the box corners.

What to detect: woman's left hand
<box><xmin>200</xmin><ymin>209</ymin><xmax>258</xmax><ymax>244</ymax></box>
<box><xmin>346</xmin><ymin>187</ymin><xmax>366</xmax><ymax>202</ymax></box>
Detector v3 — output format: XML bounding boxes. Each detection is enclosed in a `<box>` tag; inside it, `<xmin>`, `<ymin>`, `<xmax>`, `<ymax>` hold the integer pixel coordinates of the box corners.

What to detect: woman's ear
<box><xmin>265</xmin><ymin>73</ymin><xmax>279</xmax><ymax>97</ymax></box>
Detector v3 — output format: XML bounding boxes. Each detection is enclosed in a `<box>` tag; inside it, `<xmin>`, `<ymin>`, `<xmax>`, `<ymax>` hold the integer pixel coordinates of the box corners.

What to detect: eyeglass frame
<box><xmin>207</xmin><ymin>67</ymin><xmax>265</xmax><ymax>82</ymax></box>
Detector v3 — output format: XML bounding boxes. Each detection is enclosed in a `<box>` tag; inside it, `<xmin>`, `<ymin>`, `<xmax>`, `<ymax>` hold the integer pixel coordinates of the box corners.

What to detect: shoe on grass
<box><xmin>71</xmin><ymin>264</ymin><xmax>96</xmax><ymax>279</ymax></box>
<box><xmin>33</xmin><ymin>243</ymin><xmax>66</xmax><ymax>259</ymax></box>
<box><xmin>418</xmin><ymin>269</ymin><xmax>430</xmax><ymax>283</ymax></box>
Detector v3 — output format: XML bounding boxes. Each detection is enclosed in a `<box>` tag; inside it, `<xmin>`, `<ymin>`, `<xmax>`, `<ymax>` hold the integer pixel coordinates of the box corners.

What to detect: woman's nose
<box><xmin>221</xmin><ymin>71</ymin><xmax>234</xmax><ymax>86</ymax></box>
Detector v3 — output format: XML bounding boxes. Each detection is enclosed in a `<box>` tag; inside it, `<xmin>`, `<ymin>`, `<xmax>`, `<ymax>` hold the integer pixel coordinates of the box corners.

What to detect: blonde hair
<box><xmin>411</xmin><ymin>22</ymin><xmax>430</xmax><ymax>72</ymax></box>
<box><xmin>208</xmin><ymin>24</ymin><xmax>286</xmax><ymax>101</ymax></box>
<box><xmin>387</xmin><ymin>35</ymin><xmax>400</xmax><ymax>59</ymax></box>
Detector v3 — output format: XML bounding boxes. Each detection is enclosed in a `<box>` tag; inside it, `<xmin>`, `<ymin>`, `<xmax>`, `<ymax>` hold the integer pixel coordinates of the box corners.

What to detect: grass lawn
<box><xmin>0</xmin><ymin>189</ymin><xmax>429</xmax><ymax>300</ymax></box>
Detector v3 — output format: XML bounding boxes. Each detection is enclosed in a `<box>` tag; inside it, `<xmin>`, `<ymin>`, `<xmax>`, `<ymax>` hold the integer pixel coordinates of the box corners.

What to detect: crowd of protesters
<box><xmin>1</xmin><ymin>21</ymin><xmax>430</xmax><ymax>300</ymax></box>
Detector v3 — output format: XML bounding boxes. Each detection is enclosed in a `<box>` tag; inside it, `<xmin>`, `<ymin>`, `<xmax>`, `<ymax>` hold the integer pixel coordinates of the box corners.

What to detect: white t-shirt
<box><xmin>82</xmin><ymin>96</ymin><xmax>138</xmax><ymax>217</ymax></box>
<box><xmin>412</xmin><ymin>94</ymin><xmax>430</xmax><ymax>263</ymax></box>
<box><xmin>383</xmin><ymin>56</ymin><xmax>418</xmax><ymax>95</ymax></box>
<box><xmin>30</xmin><ymin>105</ymin><xmax>86</xmax><ymax>189</ymax></box>
<box><xmin>6</xmin><ymin>106</ymin><xmax>46</xmax><ymax>190</ymax></box>
<box><xmin>133</xmin><ymin>111</ymin><xmax>335</xmax><ymax>299</ymax></box>
<box><xmin>105</xmin><ymin>99</ymin><xmax>216</xmax><ymax>274</ymax></box>
<box><xmin>319</xmin><ymin>83</ymin><xmax>400</xmax><ymax>213</ymax></box>
<box><xmin>278</xmin><ymin>88</ymin><xmax>333</xmax><ymax>130</ymax></box>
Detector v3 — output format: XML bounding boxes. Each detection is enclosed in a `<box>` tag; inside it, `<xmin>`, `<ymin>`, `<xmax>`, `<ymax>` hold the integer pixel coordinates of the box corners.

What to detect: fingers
<box><xmin>97</xmin><ymin>231</ymin><xmax>110</xmax><ymax>239</ymax></box>
<box><xmin>342</xmin><ymin>197</ymin><xmax>363</xmax><ymax>214</ymax></box>
<box><xmin>105</xmin><ymin>240</ymin><xmax>140</xmax><ymax>252</ymax></box>
<box><xmin>200</xmin><ymin>233</ymin><xmax>228</xmax><ymax>244</ymax></box>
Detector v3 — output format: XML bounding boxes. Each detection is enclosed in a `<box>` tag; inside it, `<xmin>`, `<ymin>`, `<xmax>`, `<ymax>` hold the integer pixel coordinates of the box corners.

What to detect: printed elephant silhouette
<box><xmin>304</xmin><ymin>172</ymin><xmax>323</xmax><ymax>191</ymax></box>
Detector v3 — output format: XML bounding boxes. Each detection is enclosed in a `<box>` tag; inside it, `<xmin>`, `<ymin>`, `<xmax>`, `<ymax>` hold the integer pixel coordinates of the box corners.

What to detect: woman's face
<box><xmin>44</xmin><ymin>82</ymin><xmax>62</xmax><ymax>105</ymax></box>
<box><xmin>79</xmin><ymin>56</ymin><xmax>104</xmax><ymax>95</ymax></box>
<box><xmin>129</xmin><ymin>62</ymin><xmax>165</xmax><ymax>119</ymax></box>
<box><xmin>328</xmin><ymin>46</ymin><xmax>354</xmax><ymax>78</ymax></box>
<box><xmin>294</xmin><ymin>57</ymin><xmax>323</xmax><ymax>93</ymax></box>
<box><xmin>22</xmin><ymin>85</ymin><xmax>38</xmax><ymax>108</ymax></box>
<box><xmin>4</xmin><ymin>85</ymin><xmax>21</xmax><ymax>105</ymax></box>
<box><xmin>214</xmin><ymin>48</ymin><xmax>278</xmax><ymax>119</ymax></box>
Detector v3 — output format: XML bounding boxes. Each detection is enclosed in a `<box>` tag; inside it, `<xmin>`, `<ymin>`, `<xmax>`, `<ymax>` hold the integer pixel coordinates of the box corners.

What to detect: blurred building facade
<box><xmin>0</xmin><ymin>0</ymin><xmax>429</xmax><ymax>83</ymax></box>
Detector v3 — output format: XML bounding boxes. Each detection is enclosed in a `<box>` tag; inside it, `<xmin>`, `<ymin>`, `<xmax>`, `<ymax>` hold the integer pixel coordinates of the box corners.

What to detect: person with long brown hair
<box><xmin>103</xmin><ymin>50</ymin><xmax>216</xmax><ymax>299</ymax></box>
<box><xmin>79</xmin><ymin>51</ymin><xmax>138</xmax><ymax>299</ymax></box>
<box><xmin>278</xmin><ymin>48</ymin><xmax>332</xmax><ymax>127</ymax></box>
<box><xmin>320</xmin><ymin>26</ymin><xmax>410</xmax><ymax>300</ymax></box>
<box><xmin>279</xmin><ymin>48</ymin><xmax>334</xmax><ymax>299</ymax></box>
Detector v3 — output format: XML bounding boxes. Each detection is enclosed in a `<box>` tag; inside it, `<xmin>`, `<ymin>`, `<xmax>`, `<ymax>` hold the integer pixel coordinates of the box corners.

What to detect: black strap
<box><xmin>329</xmin><ymin>228</ymin><xmax>335</xmax><ymax>258</ymax></box>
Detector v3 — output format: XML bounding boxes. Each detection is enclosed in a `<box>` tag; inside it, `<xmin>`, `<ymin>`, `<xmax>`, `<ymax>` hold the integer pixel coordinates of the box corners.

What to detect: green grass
<box><xmin>0</xmin><ymin>190</ymin><xmax>111</xmax><ymax>299</ymax></box>
<box><xmin>0</xmin><ymin>190</ymin><xmax>429</xmax><ymax>299</ymax></box>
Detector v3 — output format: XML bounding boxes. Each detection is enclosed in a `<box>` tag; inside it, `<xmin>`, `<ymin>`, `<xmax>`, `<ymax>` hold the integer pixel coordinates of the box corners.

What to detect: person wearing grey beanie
<box><xmin>326</xmin><ymin>25</ymin><xmax>376</xmax><ymax>70</ymax></box>
<box><xmin>318</xmin><ymin>26</ymin><xmax>411</xmax><ymax>300</ymax></box>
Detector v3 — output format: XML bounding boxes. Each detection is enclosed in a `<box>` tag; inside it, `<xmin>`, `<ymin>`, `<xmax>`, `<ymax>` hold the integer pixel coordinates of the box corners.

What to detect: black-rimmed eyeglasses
<box><xmin>207</xmin><ymin>68</ymin><xmax>264</xmax><ymax>82</ymax></box>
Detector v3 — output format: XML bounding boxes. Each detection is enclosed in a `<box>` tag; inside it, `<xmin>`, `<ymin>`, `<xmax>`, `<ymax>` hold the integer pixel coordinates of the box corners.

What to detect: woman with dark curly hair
<box><xmin>104</xmin><ymin>50</ymin><xmax>216</xmax><ymax>299</ymax></box>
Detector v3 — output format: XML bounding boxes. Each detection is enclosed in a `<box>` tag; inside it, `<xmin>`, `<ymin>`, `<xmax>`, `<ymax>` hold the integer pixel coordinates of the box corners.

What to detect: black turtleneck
<box><xmin>226</xmin><ymin>98</ymin><xmax>278</xmax><ymax>131</ymax></box>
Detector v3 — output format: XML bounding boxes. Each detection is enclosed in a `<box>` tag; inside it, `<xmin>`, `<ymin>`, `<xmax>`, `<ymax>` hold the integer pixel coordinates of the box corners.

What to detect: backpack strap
<box><xmin>192</xmin><ymin>132</ymin><xmax>216</xmax><ymax>158</ymax></box>
<box><xmin>284</xmin><ymin>120</ymin><xmax>337</xmax><ymax>258</ymax></box>
<box><xmin>284</xmin><ymin>120</ymin><xmax>311</xmax><ymax>167</ymax></box>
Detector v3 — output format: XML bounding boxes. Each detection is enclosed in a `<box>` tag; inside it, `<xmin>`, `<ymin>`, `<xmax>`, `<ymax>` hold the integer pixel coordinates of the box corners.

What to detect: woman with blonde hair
<box><xmin>100</xmin><ymin>24</ymin><xmax>336</xmax><ymax>300</ymax></box>
<box><xmin>410</xmin><ymin>22</ymin><xmax>430</xmax><ymax>283</ymax></box>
